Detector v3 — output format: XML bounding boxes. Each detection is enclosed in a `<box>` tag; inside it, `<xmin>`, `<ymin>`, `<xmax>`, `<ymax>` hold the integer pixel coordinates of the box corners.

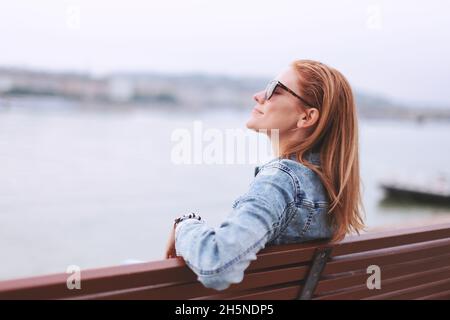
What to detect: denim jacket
<box><xmin>174</xmin><ymin>152</ymin><xmax>334</xmax><ymax>291</ymax></box>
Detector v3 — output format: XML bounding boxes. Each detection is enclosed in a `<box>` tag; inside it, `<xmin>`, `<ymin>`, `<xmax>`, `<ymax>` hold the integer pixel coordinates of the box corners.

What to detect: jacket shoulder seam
<box><xmin>261</xmin><ymin>162</ymin><xmax>300</xmax><ymax>205</ymax></box>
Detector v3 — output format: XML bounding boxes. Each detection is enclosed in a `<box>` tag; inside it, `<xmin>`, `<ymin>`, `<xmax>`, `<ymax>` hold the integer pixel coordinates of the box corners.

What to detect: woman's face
<box><xmin>246</xmin><ymin>67</ymin><xmax>306</xmax><ymax>135</ymax></box>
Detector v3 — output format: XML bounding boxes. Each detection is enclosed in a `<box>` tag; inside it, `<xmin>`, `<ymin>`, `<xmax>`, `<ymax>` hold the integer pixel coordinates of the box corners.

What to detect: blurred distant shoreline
<box><xmin>1</xmin><ymin>67</ymin><xmax>450</xmax><ymax>122</ymax></box>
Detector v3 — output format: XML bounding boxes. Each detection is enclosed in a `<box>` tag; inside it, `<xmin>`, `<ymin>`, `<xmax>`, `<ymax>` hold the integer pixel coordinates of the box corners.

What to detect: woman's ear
<box><xmin>296</xmin><ymin>115</ymin><xmax>306</xmax><ymax>129</ymax></box>
<box><xmin>297</xmin><ymin>108</ymin><xmax>319</xmax><ymax>129</ymax></box>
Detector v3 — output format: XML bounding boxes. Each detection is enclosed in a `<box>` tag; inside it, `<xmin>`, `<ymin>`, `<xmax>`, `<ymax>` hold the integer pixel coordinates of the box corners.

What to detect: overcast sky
<box><xmin>1</xmin><ymin>0</ymin><xmax>449</xmax><ymax>107</ymax></box>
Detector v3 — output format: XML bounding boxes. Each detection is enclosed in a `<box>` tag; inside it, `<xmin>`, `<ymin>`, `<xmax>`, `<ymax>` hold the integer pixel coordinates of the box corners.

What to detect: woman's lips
<box><xmin>252</xmin><ymin>107</ymin><xmax>264</xmax><ymax>115</ymax></box>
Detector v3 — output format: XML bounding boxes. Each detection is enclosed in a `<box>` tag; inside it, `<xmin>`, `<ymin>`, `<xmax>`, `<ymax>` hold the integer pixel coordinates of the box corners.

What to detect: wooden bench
<box><xmin>0</xmin><ymin>223</ymin><xmax>449</xmax><ymax>300</ymax></box>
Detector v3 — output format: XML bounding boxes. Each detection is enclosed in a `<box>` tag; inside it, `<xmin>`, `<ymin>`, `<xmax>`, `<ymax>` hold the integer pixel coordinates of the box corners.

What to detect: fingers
<box><xmin>165</xmin><ymin>247</ymin><xmax>176</xmax><ymax>259</ymax></box>
<box><xmin>165</xmin><ymin>225</ymin><xmax>177</xmax><ymax>259</ymax></box>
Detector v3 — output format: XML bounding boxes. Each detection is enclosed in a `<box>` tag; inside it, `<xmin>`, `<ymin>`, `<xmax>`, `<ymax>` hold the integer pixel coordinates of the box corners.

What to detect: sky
<box><xmin>0</xmin><ymin>0</ymin><xmax>449</xmax><ymax>107</ymax></box>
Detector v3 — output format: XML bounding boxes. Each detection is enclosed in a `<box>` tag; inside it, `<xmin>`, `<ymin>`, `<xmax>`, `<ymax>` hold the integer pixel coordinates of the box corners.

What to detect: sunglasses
<box><xmin>264</xmin><ymin>80</ymin><xmax>311</xmax><ymax>107</ymax></box>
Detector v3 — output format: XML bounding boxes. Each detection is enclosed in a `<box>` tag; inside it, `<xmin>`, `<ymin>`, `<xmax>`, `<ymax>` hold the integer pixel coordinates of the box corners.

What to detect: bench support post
<box><xmin>297</xmin><ymin>246</ymin><xmax>333</xmax><ymax>300</ymax></box>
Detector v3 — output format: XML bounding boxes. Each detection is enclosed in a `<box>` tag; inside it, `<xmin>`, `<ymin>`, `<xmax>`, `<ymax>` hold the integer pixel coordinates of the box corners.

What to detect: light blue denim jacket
<box><xmin>174</xmin><ymin>152</ymin><xmax>334</xmax><ymax>291</ymax></box>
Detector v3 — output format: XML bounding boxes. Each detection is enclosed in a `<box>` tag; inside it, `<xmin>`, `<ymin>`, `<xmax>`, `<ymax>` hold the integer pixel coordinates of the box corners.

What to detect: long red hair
<box><xmin>281</xmin><ymin>59</ymin><xmax>365</xmax><ymax>242</ymax></box>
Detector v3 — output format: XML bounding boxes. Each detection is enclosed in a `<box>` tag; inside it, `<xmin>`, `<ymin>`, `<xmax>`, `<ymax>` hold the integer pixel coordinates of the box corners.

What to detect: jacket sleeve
<box><xmin>174</xmin><ymin>165</ymin><xmax>296</xmax><ymax>291</ymax></box>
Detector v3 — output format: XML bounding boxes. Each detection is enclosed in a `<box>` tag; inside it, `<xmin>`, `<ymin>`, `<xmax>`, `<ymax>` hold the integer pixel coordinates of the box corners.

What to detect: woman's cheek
<box><xmin>264</xmin><ymin>113</ymin><xmax>283</xmax><ymax>130</ymax></box>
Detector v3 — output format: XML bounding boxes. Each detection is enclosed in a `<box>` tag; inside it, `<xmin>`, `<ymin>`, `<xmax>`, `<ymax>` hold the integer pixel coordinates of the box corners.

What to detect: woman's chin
<box><xmin>246</xmin><ymin>120</ymin><xmax>267</xmax><ymax>133</ymax></box>
<box><xmin>245</xmin><ymin>119</ymin><xmax>258</xmax><ymax>130</ymax></box>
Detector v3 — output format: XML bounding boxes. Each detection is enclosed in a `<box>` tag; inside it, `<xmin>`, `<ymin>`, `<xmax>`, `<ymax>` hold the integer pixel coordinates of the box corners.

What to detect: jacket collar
<box><xmin>254</xmin><ymin>152</ymin><xmax>321</xmax><ymax>177</ymax></box>
<box><xmin>291</xmin><ymin>152</ymin><xmax>321</xmax><ymax>166</ymax></box>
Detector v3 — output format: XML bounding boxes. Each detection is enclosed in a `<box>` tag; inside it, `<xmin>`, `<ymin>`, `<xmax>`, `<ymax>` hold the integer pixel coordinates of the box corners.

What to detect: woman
<box><xmin>165</xmin><ymin>59</ymin><xmax>365</xmax><ymax>291</ymax></box>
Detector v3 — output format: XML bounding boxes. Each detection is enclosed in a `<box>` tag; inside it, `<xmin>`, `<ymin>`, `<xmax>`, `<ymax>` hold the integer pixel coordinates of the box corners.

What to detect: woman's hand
<box><xmin>165</xmin><ymin>224</ymin><xmax>177</xmax><ymax>259</ymax></box>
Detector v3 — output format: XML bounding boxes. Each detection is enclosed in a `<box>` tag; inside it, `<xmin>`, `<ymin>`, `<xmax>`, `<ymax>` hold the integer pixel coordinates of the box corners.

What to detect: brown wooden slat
<box><xmin>322</xmin><ymin>238</ymin><xmax>450</xmax><ymax>276</ymax></box>
<box><xmin>222</xmin><ymin>282</ymin><xmax>301</xmax><ymax>300</ymax></box>
<box><xmin>70</xmin><ymin>263</ymin><xmax>310</xmax><ymax>300</ymax></box>
<box><xmin>416</xmin><ymin>289</ymin><xmax>450</xmax><ymax>300</ymax></box>
<box><xmin>232</xmin><ymin>285</ymin><xmax>299</xmax><ymax>300</ymax></box>
<box><xmin>315</xmin><ymin>253</ymin><xmax>450</xmax><ymax>295</ymax></box>
<box><xmin>0</xmin><ymin>259</ymin><xmax>194</xmax><ymax>300</ymax></box>
<box><xmin>314</xmin><ymin>266</ymin><xmax>450</xmax><ymax>300</ymax></box>
<box><xmin>228</xmin><ymin>276</ymin><xmax>450</xmax><ymax>301</ymax></box>
<box><xmin>332</xmin><ymin>223</ymin><xmax>450</xmax><ymax>256</ymax></box>
<box><xmin>364</xmin><ymin>278</ymin><xmax>450</xmax><ymax>300</ymax></box>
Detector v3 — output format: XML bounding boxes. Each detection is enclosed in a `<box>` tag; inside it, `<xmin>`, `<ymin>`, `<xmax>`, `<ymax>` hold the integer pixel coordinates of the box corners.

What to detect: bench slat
<box><xmin>417</xmin><ymin>289</ymin><xmax>450</xmax><ymax>300</ymax></box>
<box><xmin>323</xmin><ymin>238</ymin><xmax>450</xmax><ymax>275</ymax></box>
<box><xmin>333</xmin><ymin>222</ymin><xmax>450</xmax><ymax>256</ymax></box>
<box><xmin>314</xmin><ymin>266</ymin><xmax>450</xmax><ymax>300</ymax></box>
<box><xmin>364</xmin><ymin>278</ymin><xmax>450</xmax><ymax>300</ymax></box>
<box><xmin>216</xmin><ymin>282</ymin><xmax>301</xmax><ymax>300</ymax></box>
<box><xmin>315</xmin><ymin>253</ymin><xmax>450</xmax><ymax>295</ymax></box>
<box><xmin>0</xmin><ymin>259</ymin><xmax>193</xmax><ymax>300</ymax></box>
<box><xmin>70</xmin><ymin>263</ymin><xmax>311</xmax><ymax>300</ymax></box>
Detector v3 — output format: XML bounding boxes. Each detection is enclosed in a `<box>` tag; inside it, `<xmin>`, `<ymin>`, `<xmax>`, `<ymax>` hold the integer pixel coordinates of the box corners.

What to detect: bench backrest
<box><xmin>0</xmin><ymin>223</ymin><xmax>449</xmax><ymax>300</ymax></box>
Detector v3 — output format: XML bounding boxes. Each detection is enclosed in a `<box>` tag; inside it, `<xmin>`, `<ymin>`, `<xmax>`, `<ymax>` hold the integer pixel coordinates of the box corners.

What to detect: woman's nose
<box><xmin>253</xmin><ymin>91</ymin><xmax>265</xmax><ymax>104</ymax></box>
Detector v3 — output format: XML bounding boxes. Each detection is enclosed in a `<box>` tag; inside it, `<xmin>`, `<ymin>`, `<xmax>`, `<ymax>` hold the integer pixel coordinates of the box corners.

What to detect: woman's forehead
<box><xmin>275</xmin><ymin>67</ymin><xmax>300</xmax><ymax>92</ymax></box>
